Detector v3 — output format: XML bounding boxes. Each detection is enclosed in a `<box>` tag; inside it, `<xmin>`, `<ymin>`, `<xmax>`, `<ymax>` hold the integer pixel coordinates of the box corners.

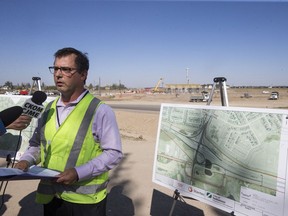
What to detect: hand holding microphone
<box><xmin>5</xmin><ymin>115</ymin><xmax>32</xmax><ymax>131</ymax></box>
<box><xmin>22</xmin><ymin>91</ymin><xmax>47</xmax><ymax>118</ymax></box>
<box><xmin>1</xmin><ymin>91</ymin><xmax>47</xmax><ymax>135</ymax></box>
<box><xmin>0</xmin><ymin>106</ymin><xmax>23</xmax><ymax>135</ymax></box>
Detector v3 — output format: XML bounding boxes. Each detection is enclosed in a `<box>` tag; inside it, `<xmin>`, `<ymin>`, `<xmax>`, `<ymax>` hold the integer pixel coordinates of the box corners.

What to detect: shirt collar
<box><xmin>57</xmin><ymin>89</ymin><xmax>89</xmax><ymax>107</ymax></box>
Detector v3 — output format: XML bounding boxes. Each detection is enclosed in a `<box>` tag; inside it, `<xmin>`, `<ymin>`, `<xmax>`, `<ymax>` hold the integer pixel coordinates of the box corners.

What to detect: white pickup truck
<box><xmin>269</xmin><ymin>92</ymin><xmax>279</xmax><ymax>100</ymax></box>
<box><xmin>189</xmin><ymin>91</ymin><xmax>210</xmax><ymax>102</ymax></box>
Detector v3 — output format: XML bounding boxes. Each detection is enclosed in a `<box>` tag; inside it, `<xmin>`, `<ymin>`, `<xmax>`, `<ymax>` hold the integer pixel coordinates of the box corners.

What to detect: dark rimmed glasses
<box><xmin>49</xmin><ymin>66</ymin><xmax>77</xmax><ymax>76</ymax></box>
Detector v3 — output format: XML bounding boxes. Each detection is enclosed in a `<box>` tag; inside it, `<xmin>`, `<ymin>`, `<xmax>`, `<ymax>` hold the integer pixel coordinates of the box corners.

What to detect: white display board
<box><xmin>153</xmin><ymin>103</ymin><xmax>288</xmax><ymax>216</ymax></box>
<box><xmin>0</xmin><ymin>95</ymin><xmax>54</xmax><ymax>159</ymax></box>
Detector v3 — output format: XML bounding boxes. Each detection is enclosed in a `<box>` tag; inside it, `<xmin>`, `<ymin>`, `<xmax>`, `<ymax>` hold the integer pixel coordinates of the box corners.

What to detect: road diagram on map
<box><xmin>153</xmin><ymin>104</ymin><xmax>287</xmax><ymax>207</ymax></box>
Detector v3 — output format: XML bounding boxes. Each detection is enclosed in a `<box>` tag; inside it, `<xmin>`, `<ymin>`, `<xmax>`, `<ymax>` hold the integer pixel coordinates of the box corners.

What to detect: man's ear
<box><xmin>81</xmin><ymin>71</ymin><xmax>88</xmax><ymax>81</ymax></box>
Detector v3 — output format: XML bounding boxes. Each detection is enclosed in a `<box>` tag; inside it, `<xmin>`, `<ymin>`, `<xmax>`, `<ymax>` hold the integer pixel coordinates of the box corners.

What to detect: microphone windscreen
<box><xmin>0</xmin><ymin>119</ymin><xmax>6</xmax><ymax>135</ymax></box>
<box><xmin>32</xmin><ymin>91</ymin><xmax>47</xmax><ymax>105</ymax></box>
<box><xmin>0</xmin><ymin>106</ymin><xmax>23</xmax><ymax>127</ymax></box>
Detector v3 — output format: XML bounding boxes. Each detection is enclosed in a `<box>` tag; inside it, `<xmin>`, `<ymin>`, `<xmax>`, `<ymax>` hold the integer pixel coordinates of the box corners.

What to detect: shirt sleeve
<box><xmin>19</xmin><ymin>117</ymin><xmax>43</xmax><ymax>166</ymax></box>
<box><xmin>18</xmin><ymin>146</ymin><xmax>41</xmax><ymax>166</ymax></box>
<box><xmin>75</xmin><ymin>104</ymin><xmax>123</xmax><ymax>181</ymax></box>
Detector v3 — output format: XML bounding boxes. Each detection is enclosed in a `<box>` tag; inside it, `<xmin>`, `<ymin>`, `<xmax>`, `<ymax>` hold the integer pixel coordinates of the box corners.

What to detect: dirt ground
<box><xmin>103</xmin><ymin>87</ymin><xmax>288</xmax><ymax>109</ymax></box>
<box><xmin>0</xmin><ymin>88</ymin><xmax>287</xmax><ymax>216</ymax></box>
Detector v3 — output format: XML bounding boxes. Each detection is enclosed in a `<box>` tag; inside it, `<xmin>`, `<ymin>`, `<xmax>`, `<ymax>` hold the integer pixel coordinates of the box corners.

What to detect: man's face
<box><xmin>53</xmin><ymin>54</ymin><xmax>87</xmax><ymax>95</ymax></box>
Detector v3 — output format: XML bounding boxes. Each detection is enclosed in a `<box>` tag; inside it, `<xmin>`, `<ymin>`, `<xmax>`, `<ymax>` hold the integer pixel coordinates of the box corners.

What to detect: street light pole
<box><xmin>186</xmin><ymin>68</ymin><xmax>189</xmax><ymax>84</ymax></box>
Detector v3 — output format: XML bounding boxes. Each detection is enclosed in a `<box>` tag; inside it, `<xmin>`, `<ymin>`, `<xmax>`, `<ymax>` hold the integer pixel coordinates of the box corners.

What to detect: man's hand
<box><xmin>56</xmin><ymin>168</ymin><xmax>79</xmax><ymax>185</ymax></box>
<box><xmin>6</xmin><ymin>115</ymin><xmax>32</xmax><ymax>130</ymax></box>
<box><xmin>14</xmin><ymin>160</ymin><xmax>30</xmax><ymax>172</ymax></box>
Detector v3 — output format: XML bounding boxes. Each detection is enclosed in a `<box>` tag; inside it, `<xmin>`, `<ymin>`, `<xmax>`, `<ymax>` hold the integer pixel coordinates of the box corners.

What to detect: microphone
<box><xmin>22</xmin><ymin>91</ymin><xmax>47</xmax><ymax>118</ymax></box>
<box><xmin>0</xmin><ymin>106</ymin><xmax>23</xmax><ymax>135</ymax></box>
<box><xmin>0</xmin><ymin>120</ymin><xmax>5</xmax><ymax>136</ymax></box>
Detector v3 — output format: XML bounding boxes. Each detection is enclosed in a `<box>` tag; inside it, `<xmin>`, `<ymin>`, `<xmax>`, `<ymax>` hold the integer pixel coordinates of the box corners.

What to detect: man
<box><xmin>15</xmin><ymin>47</ymin><xmax>123</xmax><ymax>216</ymax></box>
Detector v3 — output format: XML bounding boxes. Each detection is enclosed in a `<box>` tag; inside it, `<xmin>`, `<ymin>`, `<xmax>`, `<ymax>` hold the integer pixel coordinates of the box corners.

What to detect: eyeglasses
<box><xmin>49</xmin><ymin>66</ymin><xmax>77</xmax><ymax>76</ymax></box>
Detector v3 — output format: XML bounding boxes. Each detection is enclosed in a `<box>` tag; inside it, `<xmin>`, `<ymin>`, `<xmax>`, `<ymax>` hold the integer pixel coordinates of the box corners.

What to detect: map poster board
<box><xmin>0</xmin><ymin>95</ymin><xmax>54</xmax><ymax>159</ymax></box>
<box><xmin>152</xmin><ymin>103</ymin><xmax>288</xmax><ymax>216</ymax></box>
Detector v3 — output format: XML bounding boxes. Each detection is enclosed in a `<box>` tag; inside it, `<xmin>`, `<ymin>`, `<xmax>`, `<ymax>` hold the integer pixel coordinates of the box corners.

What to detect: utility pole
<box><xmin>98</xmin><ymin>77</ymin><xmax>101</xmax><ymax>95</ymax></box>
<box><xmin>119</xmin><ymin>80</ymin><xmax>121</xmax><ymax>93</ymax></box>
<box><xmin>186</xmin><ymin>68</ymin><xmax>189</xmax><ymax>84</ymax></box>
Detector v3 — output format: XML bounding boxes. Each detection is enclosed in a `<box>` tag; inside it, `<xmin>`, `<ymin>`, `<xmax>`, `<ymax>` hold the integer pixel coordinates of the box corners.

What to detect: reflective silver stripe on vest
<box><xmin>65</xmin><ymin>97</ymin><xmax>100</xmax><ymax>169</ymax></box>
<box><xmin>38</xmin><ymin>180</ymin><xmax>108</xmax><ymax>195</ymax></box>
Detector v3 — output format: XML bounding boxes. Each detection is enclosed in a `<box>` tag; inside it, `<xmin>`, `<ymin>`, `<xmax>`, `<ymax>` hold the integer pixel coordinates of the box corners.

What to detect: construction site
<box><xmin>1</xmin><ymin>76</ymin><xmax>287</xmax><ymax>108</ymax></box>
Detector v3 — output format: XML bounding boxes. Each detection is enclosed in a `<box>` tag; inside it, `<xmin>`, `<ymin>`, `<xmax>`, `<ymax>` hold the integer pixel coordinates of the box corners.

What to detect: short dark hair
<box><xmin>54</xmin><ymin>47</ymin><xmax>89</xmax><ymax>73</ymax></box>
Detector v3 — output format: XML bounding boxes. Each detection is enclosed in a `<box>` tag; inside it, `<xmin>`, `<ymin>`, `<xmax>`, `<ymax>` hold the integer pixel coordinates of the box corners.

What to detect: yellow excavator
<box><xmin>153</xmin><ymin>78</ymin><xmax>164</xmax><ymax>93</ymax></box>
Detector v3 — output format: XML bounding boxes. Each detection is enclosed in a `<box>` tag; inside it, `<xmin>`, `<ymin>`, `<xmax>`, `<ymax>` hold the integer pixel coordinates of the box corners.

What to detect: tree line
<box><xmin>1</xmin><ymin>81</ymin><xmax>127</xmax><ymax>92</ymax></box>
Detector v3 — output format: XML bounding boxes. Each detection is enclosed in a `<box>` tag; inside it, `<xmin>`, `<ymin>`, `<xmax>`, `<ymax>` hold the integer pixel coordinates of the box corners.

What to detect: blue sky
<box><xmin>0</xmin><ymin>0</ymin><xmax>287</xmax><ymax>88</ymax></box>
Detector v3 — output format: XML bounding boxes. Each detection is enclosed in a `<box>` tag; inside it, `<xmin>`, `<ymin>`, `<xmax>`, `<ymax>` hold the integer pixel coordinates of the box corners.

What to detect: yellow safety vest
<box><xmin>36</xmin><ymin>93</ymin><xmax>108</xmax><ymax>204</ymax></box>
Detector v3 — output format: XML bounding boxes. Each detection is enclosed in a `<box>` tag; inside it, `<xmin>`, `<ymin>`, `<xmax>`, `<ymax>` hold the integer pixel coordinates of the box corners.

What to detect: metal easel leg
<box><xmin>29</xmin><ymin>77</ymin><xmax>42</xmax><ymax>95</ymax></box>
<box><xmin>168</xmin><ymin>189</ymin><xmax>186</xmax><ymax>216</ymax></box>
<box><xmin>168</xmin><ymin>78</ymin><xmax>229</xmax><ymax>216</ymax></box>
<box><xmin>207</xmin><ymin>77</ymin><xmax>229</xmax><ymax>107</ymax></box>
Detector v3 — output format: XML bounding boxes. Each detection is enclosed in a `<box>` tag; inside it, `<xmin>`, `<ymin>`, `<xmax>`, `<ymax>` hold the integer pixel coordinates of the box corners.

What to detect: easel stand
<box><xmin>168</xmin><ymin>189</ymin><xmax>186</xmax><ymax>216</ymax></box>
<box><xmin>168</xmin><ymin>77</ymin><xmax>233</xmax><ymax>215</ymax></box>
<box><xmin>29</xmin><ymin>76</ymin><xmax>42</xmax><ymax>95</ymax></box>
<box><xmin>207</xmin><ymin>77</ymin><xmax>229</xmax><ymax>107</ymax></box>
<box><xmin>168</xmin><ymin>189</ymin><xmax>236</xmax><ymax>215</ymax></box>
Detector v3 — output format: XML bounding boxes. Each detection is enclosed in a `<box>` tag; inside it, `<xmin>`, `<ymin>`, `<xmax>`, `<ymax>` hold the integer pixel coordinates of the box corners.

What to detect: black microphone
<box><xmin>0</xmin><ymin>106</ymin><xmax>23</xmax><ymax>135</ymax></box>
<box><xmin>22</xmin><ymin>91</ymin><xmax>47</xmax><ymax>118</ymax></box>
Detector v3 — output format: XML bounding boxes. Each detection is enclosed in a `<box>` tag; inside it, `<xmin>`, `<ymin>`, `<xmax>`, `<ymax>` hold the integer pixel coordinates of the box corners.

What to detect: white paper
<box><xmin>0</xmin><ymin>165</ymin><xmax>60</xmax><ymax>181</ymax></box>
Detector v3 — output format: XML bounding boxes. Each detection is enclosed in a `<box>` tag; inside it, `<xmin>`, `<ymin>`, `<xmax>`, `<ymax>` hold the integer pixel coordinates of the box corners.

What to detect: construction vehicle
<box><xmin>20</xmin><ymin>90</ymin><xmax>29</xmax><ymax>95</ymax></box>
<box><xmin>240</xmin><ymin>92</ymin><xmax>252</xmax><ymax>98</ymax></box>
<box><xmin>189</xmin><ymin>91</ymin><xmax>209</xmax><ymax>102</ymax></box>
<box><xmin>269</xmin><ymin>91</ymin><xmax>279</xmax><ymax>100</ymax></box>
<box><xmin>152</xmin><ymin>78</ymin><xmax>164</xmax><ymax>93</ymax></box>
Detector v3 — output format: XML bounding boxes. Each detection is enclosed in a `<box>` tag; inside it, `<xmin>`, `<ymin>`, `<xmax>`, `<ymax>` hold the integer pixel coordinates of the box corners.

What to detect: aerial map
<box><xmin>153</xmin><ymin>104</ymin><xmax>288</xmax><ymax>216</ymax></box>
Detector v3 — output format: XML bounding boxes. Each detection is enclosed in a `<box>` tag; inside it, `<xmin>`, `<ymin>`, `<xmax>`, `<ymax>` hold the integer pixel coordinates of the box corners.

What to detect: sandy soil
<box><xmin>0</xmin><ymin>88</ymin><xmax>287</xmax><ymax>216</ymax></box>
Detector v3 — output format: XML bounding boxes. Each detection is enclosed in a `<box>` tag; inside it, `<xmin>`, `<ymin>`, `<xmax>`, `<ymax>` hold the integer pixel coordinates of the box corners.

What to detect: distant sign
<box><xmin>153</xmin><ymin>103</ymin><xmax>288</xmax><ymax>216</ymax></box>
